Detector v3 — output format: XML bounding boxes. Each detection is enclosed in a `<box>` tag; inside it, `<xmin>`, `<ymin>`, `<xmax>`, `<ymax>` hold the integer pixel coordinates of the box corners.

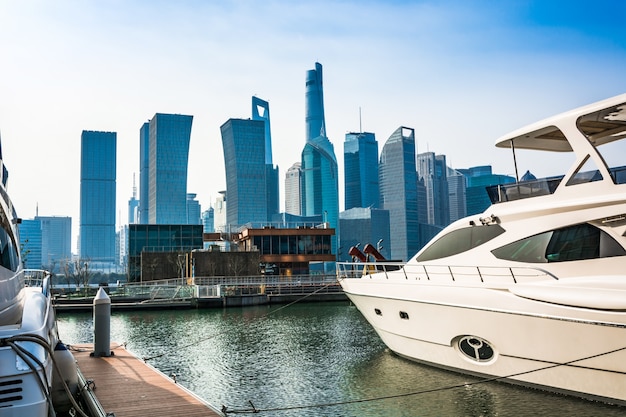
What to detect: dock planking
<box><xmin>71</xmin><ymin>343</ymin><xmax>221</xmax><ymax>417</ymax></box>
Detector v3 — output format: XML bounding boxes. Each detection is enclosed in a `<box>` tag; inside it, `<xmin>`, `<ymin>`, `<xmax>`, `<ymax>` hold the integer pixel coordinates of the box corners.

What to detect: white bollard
<box><xmin>93</xmin><ymin>287</ymin><xmax>111</xmax><ymax>357</ymax></box>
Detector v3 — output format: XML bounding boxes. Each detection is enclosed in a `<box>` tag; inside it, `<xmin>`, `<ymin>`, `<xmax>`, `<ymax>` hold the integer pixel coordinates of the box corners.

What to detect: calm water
<box><xmin>57</xmin><ymin>302</ymin><xmax>626</xmax><ymax>417</ymax></box>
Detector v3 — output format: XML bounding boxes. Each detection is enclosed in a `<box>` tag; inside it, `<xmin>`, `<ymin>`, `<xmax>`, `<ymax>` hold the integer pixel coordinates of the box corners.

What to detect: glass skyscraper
<box><xmin>20</xmin><ymin>216</ymin><xmax>72</xmax><ymax>272</ymax></box>
<box><xmin>417</xmin><ymin>152</ymin><xmax>450</xmax><ymax>228</ymax></box>
<box><xmin>80</xmin><ymin>130</ymin><xmax>116</xmax><ymax>265</ymax></box>
<box><xmin>344</xmin><ymin>131</ymin><xmax>379</xmax><ymax>210</ymax></box>
<box><xmin>301</xmin><ymin>136</ymin><xmax>339</xmax><ymax>254</ymax></box>
<box><xmin>379</xmin><ymin>126</ymin><xmax>419</xmax><ymax>261</ymax></box>
<box><xmin>305</xmin><ymin>62</ymin><xmax>326</xmax><ymax>142</ymax></box>
<box><xmin>139</xmin><ymin>122</ymin><xmax>149</xmax><ymax>224</ymax></box>
<box><xmin>251</xmin><ymin>97</ymin><xmax>279</xmax><ymax>220</ymax></box>
<box><xmin>221</xmin><ymin>118</ymin><xmax>268</xmax><ymax>227</ymax></box>
<box><xmin>147</xmin><ymin>113</ymin><xmax>193</xmax><ymax>224</ymax></box>
<box><xmin>301</xmin><ymin>62</ymin><xmax>339</xmax><ymax>258</ymax></box>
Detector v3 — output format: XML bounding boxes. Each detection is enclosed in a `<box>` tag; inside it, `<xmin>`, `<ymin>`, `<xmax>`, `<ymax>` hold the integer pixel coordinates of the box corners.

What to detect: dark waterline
<box><xmin>57</xmin><ymin>303</ymin><xmax>626</xmax><ymax>417</ymax></box>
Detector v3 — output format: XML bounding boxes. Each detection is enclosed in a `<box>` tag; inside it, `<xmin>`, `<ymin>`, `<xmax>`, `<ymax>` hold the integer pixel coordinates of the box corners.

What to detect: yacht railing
<box><xmin>24</xmin><ymin>269</ymin><xmax>52</xmax><ymax>296</ymax></box>
<box><xmin>337</xmin><ymin>262</ymin><xmax>557</xmax><ymax>284</ymax></box>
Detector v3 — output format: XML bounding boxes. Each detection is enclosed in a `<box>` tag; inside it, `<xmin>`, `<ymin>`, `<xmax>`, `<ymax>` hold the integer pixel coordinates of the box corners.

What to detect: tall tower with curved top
<box><xmin>305</xmin><ymin>62</ymin><xmax>326</xmax><ymax>142</ymax></box>
<box><xmin>301</xmin><ymin>62</ymin><xmax>338</xmax><ymax>260</ymax></box>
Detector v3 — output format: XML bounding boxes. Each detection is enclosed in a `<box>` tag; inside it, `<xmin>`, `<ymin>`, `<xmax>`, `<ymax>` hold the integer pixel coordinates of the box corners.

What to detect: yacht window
<box><xmin>0</xmin><ymin>225</ymin><xmax>18</xmax><ymax>272</ymax></box>
<box><xmin>416</xmin><ymin>225</ymin><xmax>505</xmax><ymax>262</ymax></box>
<box><xmin>491</xmin><ymin>223</ymin><xmax>626</xmax><ymax>263</ymax></box>
<box><xmin>565</xmin><ymin>155</ymin><xmax>603</xmax><ymax>186</ymax></box>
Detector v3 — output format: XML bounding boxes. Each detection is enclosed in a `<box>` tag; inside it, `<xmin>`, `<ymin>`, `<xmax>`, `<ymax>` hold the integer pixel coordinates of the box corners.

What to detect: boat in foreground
<box><xmin>0</xmin><ymin>140</ymin><xmax>79</xmax><ymax>415</ymax></box>
<box><xmin>338</xmin><ymin>93</ymin><xmax>626</xmax><ymax>405</ymax></box>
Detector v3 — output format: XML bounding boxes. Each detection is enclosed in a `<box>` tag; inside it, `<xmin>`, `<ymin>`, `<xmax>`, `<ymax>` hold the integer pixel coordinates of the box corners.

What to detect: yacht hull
<box><xmin>342</xmin><ymin>278</ymin><xmax>626</xmax><ymax>405</ymax></box>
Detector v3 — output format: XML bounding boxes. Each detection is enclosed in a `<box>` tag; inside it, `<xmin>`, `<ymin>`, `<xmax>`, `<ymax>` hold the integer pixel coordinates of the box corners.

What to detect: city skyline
<box><xmin>1</xmin><ymin>1</ymin><xmax>624</xmax><ymax>252</ymax></box>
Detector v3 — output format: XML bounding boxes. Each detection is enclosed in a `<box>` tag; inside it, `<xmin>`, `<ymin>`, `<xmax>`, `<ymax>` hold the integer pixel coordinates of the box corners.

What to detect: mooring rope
<box><xmin>142</xmin><ymin>281</ymin><xmax>339</xmax><ymax>362</ymax></box>
<box><xmin>221</xmin><ymin>345</ymin><xmax>626</xmax><ymax>415</ymax></box>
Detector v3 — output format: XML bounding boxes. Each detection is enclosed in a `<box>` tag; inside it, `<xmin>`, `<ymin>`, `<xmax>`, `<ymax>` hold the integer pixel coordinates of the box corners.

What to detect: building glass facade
<box><xmin>305</xmin><ymin>62</ymin><xmax>326</xmax><ymax>142</ymax></box>
<box><xmin>344</xmin><ymin>131</ymin><xmax>379</xmax><ymax>210</ymax></box>
<box><xmin>379</xmin><ymin>126</ymin><xmax>419</xmax><ymax>261</ymax></box>
<box><xmin>19</xmin><ymin>219</ymin><xmax>42</xmax><ymax>270</ymax></box>
<box><xmin>139</xmin><ymin>122</ymin><xmax>150</xmax><ymax>224</ymax></box>
<box><xmin>80</xmin><ymin>130</ymin><xmax>116</xmax><ymax>264</ymax></box>
<box><xmin>417</xmin><ymin>152</ymin><xmax>450</xmax><ymax>227</ymax></box>
<box><xmin>148</xmin><ymin>113</ymin><xmax>193</xmax><ymax>224</ymax></box>
<box><xmin>252</xmin><ymin>97</ymin><xmax>280</xmax><ymax>220</ymax></box>
<box><xmin>301</xmin><ymin>136</ymin><xmax>339</xmax><ymax>255</ymax></box>
<box><xmin>221</xmin><ymin>118</ymin><xmax>268</xmax><ymax>227</ymax></box>
<box><xmin>128</xmin><ymin>224</ymin><xmax>204</xmax><ymax>282</ymax></box>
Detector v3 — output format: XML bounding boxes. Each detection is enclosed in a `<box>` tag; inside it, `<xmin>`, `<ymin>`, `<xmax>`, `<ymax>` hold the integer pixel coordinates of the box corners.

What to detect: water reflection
<box><xmin>57</xmin><ymin>303</ymin><xmax>626</xmax><ymax>417</ymax></box>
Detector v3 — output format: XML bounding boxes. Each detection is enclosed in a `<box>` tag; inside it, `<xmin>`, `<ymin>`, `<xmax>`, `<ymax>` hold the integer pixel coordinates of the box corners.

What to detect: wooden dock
<box><xmin>71</xmin><ymin>343</ymin><xmax>222</xmax><ymax>417</ymax></box>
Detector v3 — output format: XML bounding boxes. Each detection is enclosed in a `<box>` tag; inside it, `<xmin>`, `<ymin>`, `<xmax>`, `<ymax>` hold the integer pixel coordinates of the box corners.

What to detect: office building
<box><xmin>147</xmin><ymin>113</ymin><xmax>193</xmax><ymax>224</ymax></box>
<box><xmin>285</xmin><ymin>162</ymin><xmax>302</xmax><ymax>215</ymax></box>
<box><xmin>221</xmin><ymin>118</ymin><xmax>268</xmax><ymax>227</ymax></box>
<box><xmin>79</xmin><ymin>130</ymin><xmax>116</xmax><ymax>266</ymax></box>
<box><xmin>417</xmin><ymin>152</ymin><xmax>450</xmax><ymax>228</ymax></box>
<box><xmin>252</xmin><ymin>96</ymin><xmax>280</xmax><ymax>220</ymax></box>
<box><xmin>187</xmin><ymin>193</ymin><xmax>201</xmax><ymax>225</ymax></box>
<box><xmin>301</xmin><ymin>62</ymin><xmax>339</xmax><ymax>258</ymax></box>
<box><xmin>128</xmin><ymin>174</ymin><xmax>139</xmax><ymax>225</ymax></box>
<box><xmin>447</xmin><ymin>167</ymin><xmax>467</xmax><ymax>223</ymax></box>
<box><xmin>301</xmin><ymin>136</ymin><xmax>339</xmax><ymax>255</ymax></box>
<box><xmin>344</xmin><ymin>131</ymin><xmax>379</xmax><ymax>210</ymax></box>
<box><xmin>139</xmin><ymin>123</ymin><xmax>149</xmax><ymax>224</ymax></box>
<box><xmin>305</xmin><ymin>62</ymin><xmax>326</xmax><ymax>142</ymax></box>
<box><xmin>19</xmin><ymin>219</ymin><xmax>42</xmax><ymax>270</ymax></box>
<box><xmin>379</xmin><ymin>126</ymin><xmax>419</xmax><ymax>261</ymax></box>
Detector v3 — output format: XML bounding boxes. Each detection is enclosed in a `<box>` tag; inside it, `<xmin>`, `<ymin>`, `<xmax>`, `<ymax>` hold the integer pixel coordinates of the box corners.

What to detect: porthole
<box><xmin>399</xmin><ymin>311</ymin><xmax>409</xmax><ymax>320</ymax></box>
<box><xmin>374</xmin><ymin>308</ymin><xmax>382</xmax><ymax>316</ymax></box>
<box><xmin>458</xmin><ymin>336</ymin><xmax>494</xmax><ymax>362</ymax></box>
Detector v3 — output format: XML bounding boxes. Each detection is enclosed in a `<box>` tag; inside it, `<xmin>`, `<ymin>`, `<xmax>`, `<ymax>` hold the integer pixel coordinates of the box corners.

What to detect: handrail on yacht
<box><xmin>24</xmin><ymin>269</ymin><xmax>52</xmax><ymax>295</ymax></box>
<box><xmin>336</xmin><ymin>262</ymin><xmax>557</xmax><ymax>284</ymax></box>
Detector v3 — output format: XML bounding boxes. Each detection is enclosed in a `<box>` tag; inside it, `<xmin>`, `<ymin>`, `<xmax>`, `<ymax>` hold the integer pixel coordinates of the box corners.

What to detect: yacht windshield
<box><xmin>416</xmin><ymin>225</ymin><xmax>505</xmax><ymax>262</ymax></box>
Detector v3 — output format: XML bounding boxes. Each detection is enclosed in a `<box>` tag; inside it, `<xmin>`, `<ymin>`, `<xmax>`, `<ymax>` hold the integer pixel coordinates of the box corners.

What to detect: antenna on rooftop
<box><xmin>359</xmin><ymin>107</ymin><xmax>362</xmax><ymax>133</ymax></box>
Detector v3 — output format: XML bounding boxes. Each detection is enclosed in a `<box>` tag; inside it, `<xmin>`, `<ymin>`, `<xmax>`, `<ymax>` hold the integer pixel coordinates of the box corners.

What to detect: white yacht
<box><xmin>338</xmin><ymin>93</ymin><xmax>626</xmax><ymax>405</ymax></box>
<box><xmin>0</xmin><ymin>141</ymin><xmax>78</xmax><ymax>415</ymax></box>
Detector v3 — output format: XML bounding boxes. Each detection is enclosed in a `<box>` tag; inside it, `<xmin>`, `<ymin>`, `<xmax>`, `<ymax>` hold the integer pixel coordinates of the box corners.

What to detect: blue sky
<box><xmin>1</xmin><ymin>0</ymin><xmax>625</xmax><ymax>252</ymax></box>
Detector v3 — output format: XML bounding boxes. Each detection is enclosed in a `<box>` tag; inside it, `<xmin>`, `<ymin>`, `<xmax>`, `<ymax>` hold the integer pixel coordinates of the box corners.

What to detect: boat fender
<box><xmin>51</xmin><ymin>341</ymin><xmax>79</xmax><ymax>413</ymax></box>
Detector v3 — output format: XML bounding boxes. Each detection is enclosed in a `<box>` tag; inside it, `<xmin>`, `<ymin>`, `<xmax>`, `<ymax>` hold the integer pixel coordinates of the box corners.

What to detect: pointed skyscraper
<box><xmin>305</xmin><ymin>62</ymin><xmax>326</xmax><ymax>142</ymax></box>
<box><xmin>301</xmin><ymin>62</ymin><xmax>339</xmax><ymax>259</ymax></box>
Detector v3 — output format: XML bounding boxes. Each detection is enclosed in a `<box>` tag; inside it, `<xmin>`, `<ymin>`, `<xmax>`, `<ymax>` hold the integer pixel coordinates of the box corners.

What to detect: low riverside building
<box><xmin>128</xmin><ymin>224</ymin><xmax>335</xmax><ymax>282</ymax></box>
<box><xmin>235</xmin><ymin>224</ymin><xmax>335</xmax><ymax>276</ymax></box>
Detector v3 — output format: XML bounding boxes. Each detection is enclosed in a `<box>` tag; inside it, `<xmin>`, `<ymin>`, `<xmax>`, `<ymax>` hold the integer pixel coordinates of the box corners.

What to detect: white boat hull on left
<box><xmin>342</xmin><ymin>277</ymin><xmax>626</xmax><ymax>405</ymax></box>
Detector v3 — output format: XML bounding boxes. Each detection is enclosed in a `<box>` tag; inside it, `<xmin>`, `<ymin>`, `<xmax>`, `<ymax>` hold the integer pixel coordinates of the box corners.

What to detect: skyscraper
<box><xmin>301</xmin><ymin>136</ymin><xmax>339</xmax><ymax>252</ymax></box>
<box><xmin>285</xmin><ymin>162</ymin><xmax>302</xmax><ymax>215</ymax></box>
<box><xmin>344</xmin><ymin>131</ymin><xmax>379</xmax><ymax>209</ymax></box>
<box><xmin>301</xmin><ymin>62</ymin><xmax>339</xmax><ymax>257</ymax></box>
<box><xmin>447</xmin><ymin>167</ymin><xmax>467</xmax><ymax>223</ymax></box>
<box><xmin>379</xmin><ymin>126</ymin><xmax>419</xmax><ymax>261</ymax></box>
<box><xmin>221</xmin><ymin>118</ymin><xmax>268</xmax><ymax>227</ymax></box>
<box><xmin>305</xmin><ymin>62</ymin><xmax>326</xmax><ymax>142</ymax></box>
<box><xmin>251</xmin><ymin>97</ymin><xmax>279</xmax><ymax>220</ymax></box>
<box><xmin>186</xmin><ymin>193</ymin><xmax>201</xmax><ymax>225</ymax></box>
<box><xmin>417</xmin><ymin>152</ymin><xmax>450</xmax><ymax>227</ymax></box>
<box><xmin>139</xmin><ymin>122</ymin><xmax>149</xmax><ymax>224</ymax></box>
<box><xmin>147</xmin><ymin>113</ymin><xmax>193</xmax><ymax>224</ymax></box>
<box><xmin>80</xmin><ymin>130</ymin><xmax>116</xmax><ymax>265</ymax></box>
<box><xmin>20</xmin><ymin>216</ymin><xmax>72</xmax><ymax>272</ymax></box>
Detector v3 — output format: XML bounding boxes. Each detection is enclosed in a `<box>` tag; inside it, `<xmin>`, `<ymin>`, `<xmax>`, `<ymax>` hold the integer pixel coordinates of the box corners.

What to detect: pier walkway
<box><xmin>71</xmin><ymin>343</ymin><xmax>221</xmax><ymax>417</ymax></box>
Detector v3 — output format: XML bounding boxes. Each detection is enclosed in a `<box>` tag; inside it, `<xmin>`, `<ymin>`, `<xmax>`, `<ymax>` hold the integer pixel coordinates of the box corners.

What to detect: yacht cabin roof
<box><xmin>495</xmin><ymin>93</ymin><xmax>626</xmax><ymax>152</ymax></box>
